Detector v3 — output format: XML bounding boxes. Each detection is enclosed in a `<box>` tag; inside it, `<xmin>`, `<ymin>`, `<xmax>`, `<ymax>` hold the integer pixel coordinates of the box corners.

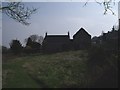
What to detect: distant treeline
<box><xmin>2</xmin><ymin>27</ymin><xmax>119</xmax><ymax>55</ymax></box>
<box><xmin>2</xmin><ymin>35</ymin><xmax>43</xmax><ymax>54</ymax></box>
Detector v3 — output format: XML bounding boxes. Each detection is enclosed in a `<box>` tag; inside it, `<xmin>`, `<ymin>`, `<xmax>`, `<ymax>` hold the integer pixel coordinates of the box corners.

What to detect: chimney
<box><xmin>112</xmin><ymin>26</ymin><xmax>115</xmax><ymax>31</ymax></box>
<box><xmin>118</xmin><ymin>2</ymin><xmax>120</xmax><ymax>52</ymax></box>
<box><xmin>45</xmin><ymin>32</ymin><xmax>47</xmax><ymax>37</ymax></box>
<box><xmin>118</xmin><ymin>19</ymin><xmax>120</xmax><ymax>30</ymax></box>
<box><xmin>68</xmin><ymin>31</ymin><xmax>70</xmax><ymax>38</ymax></box>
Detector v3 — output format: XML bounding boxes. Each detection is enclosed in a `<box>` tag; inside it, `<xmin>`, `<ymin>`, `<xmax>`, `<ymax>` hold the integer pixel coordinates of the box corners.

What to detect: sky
<box><xmin>2</xmin><ymin>1</ymin><xmax>118</xmax><ymax>48</ymax></box>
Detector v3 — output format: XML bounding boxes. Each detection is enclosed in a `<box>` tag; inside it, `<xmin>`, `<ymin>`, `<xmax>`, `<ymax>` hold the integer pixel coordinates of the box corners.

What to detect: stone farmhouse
<box><xmin>42</xmin><ymin>28</ymin><xmax>91</xmax><ymax>53</ymax></box>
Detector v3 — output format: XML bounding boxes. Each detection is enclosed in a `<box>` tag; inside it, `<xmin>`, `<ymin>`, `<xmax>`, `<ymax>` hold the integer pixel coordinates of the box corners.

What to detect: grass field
<box><xmin>2</xmin><ymin>50</ymin><xmax>118</xmax><ymax>88</ymax></box>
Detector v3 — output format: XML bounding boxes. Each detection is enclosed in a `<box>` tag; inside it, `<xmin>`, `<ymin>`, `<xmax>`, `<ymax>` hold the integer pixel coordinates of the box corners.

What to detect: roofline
<box><xmin>73</xmin><ymin>28</ymin><xmax>91</xmax><ymax>37</ymax></box>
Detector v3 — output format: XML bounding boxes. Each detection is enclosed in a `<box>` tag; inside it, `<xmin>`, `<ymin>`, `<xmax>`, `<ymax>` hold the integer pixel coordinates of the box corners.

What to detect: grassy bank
<box><xmin>2</xmin><ymin>50</ymin><xmax>118</xmax><ymax>88</ymax></box>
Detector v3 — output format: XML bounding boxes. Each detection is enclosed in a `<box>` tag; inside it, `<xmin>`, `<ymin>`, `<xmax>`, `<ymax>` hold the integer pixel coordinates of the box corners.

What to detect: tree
<box><xmin>25</xmin><ymin>37</ymin><xmax>41</xmax><ymax>53</ymax></box>
<box><xmin>25</xmin><ymin>35</ymin><xmax>44</xmax><ymax>45</ymax></box>
<box><xmin>26</xmin><ymin>36</ymin><xmax>42</xmax><ymax>48</ymax></box>
<box><xmin>1</xmin><ymin>2</ymin><xmax>37</xmax><ymax>25</ymax></box>
<box><xmin>9</xmin><ymin>40</ymin><xmax>23</xmax><ymax>54</ymax></box>
<box><xmin>29</xmin><ymin>35</ymin><xmax>39</xmax><ymax>42</ymax></box>
<box><xmin>26</xmin><ymin>37</ymin><xmax>33</xmax><ymax>47</ymax></box>
<box><xmin>84</xmin><ymin>0</ymin><xmax>116</xmax><ymax>15</ymax></box>
<box><xmin>38</xmin><ymin>36</ymin><xmax>44</xmax><ymax>45</ymax></box>
<box><xmin>2</xmin><ymin>46</ymin><xmax>8</xmax><ymax>54</ymax></box>
<box><xmin>31</xmin><ymin>42</ymin><xmax>41</xmax><ymax>50</ymax></box>
<box><xmin>1</xmin><ymin>1</ymin><xmax>116</xmax><ymax>26</ymax></box>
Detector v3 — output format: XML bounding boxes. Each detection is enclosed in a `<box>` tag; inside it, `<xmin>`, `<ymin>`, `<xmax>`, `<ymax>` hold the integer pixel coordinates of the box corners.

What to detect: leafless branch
<box><xmin>1</xmin><ymin>2</ymin><xmax>37</xmax><ymax>25</ymax></box>
<box><xmin>84</xmin><ymin>0</ymin><xmax>116</xmax><ymax>15</ymax></box>
<box><xmin>83</xmin><ymin>0</ymin><xmax>90</xmax><ymax>7</ymax></box>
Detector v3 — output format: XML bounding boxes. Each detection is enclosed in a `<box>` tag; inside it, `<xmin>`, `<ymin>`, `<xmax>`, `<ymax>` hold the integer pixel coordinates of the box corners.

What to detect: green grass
<box><xmin>2</xmin><ymin>50</ymin><xmax>118</xmax><ymax>88</ymax></box>
<box><xmin>3</xmin><ymin>50</ymin><xmax>90</xmax><ymax>88</ymax></box>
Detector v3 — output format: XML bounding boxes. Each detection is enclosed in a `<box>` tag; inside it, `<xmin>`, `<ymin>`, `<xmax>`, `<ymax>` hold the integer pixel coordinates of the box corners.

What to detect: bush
<box><xmin>9</xmin><ymin>40</ymin><xmax>23</xmax><ymax>54</ymax></box>
<box><xmin>2</xmin><ymin>46</ymin><xmax>8</xmax><ymax>54</ymax></box>
<box><xmin>88</xmin><ymin>46</ymin><xmax>107</xmax><ymax>67</ymax></box>
<box><xmin>25</xmin><ymin>37</ymin><xmax>41</xmax><ymax>53</ymax></box>
<box><xmin>87</xmin><ymin>45</ymin><xmax>118</xmax><ymax>88</ymax></box>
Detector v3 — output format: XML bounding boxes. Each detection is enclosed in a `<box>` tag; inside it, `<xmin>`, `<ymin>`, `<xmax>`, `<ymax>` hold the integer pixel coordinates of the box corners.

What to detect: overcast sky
<box><xmin>2</xmin><ymin>2</ymin><xmax>118</xmax><ymax>48</ymax></box>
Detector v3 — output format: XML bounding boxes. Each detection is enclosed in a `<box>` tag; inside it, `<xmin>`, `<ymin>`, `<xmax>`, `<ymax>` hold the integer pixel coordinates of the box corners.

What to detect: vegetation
<box><xmin>9</xmin><ymin>40</ymin><xmax>23</xmax><ymax>54</ymax></box>
<box><xmin>2</xmin><ymin>46</ymin><xmax>8</xmax><ymax>54</ymax></box>
<box><xmin>87</xmin><ymin>46</ymin><xmax>118</xmax><ymax>88</ymax></box>
<box><xmin>1</xmin><ymin>1</ymin><xmax>116</xmax><ymax>26</ymax></box>
<box><xmin>24</xmin><ymin>35</ymin><xmax>43</xmax><ymax>45</ymax></box>
<box><xmin>1</xmin><ymin>2</ymin><xmax>37</xmax><ymax>25</ymax></box>
<box><xmin>2</xmin><ymin>50</ymin><xmax>87</xmax><ymax>88</ymax></box>
<box><xmin>1</xmin><ymin>1</ymin><xmax>118</xmax><ymax>88</ymax></box>
<box><xmin>2</xmin><ymin>49</ymin><xmax>118</xmax><ymax>88</ymax></box>
<box><xmin>2</xmin><ymin>27</ymin><xmax>118</xmax><ymax>88</ymax></box>
<box><xmin>84</xmin><ymin>0</ymin><xmax>116</xmax><ymax>15</ymax></box>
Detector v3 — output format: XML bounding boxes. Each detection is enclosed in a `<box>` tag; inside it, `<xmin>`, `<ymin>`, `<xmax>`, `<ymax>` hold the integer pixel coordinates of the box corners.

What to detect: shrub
<box><xmin>9</xmin><ymin>40</ymin><xmax>23</xmax><ymax>54</ymax></box>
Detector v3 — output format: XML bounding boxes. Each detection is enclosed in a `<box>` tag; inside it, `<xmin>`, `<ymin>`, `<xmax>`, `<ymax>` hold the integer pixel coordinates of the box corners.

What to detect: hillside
<box><xmin>2</xmin><ymin>50</ymin><xmax>118</xmax><ymax>88</ymax></box>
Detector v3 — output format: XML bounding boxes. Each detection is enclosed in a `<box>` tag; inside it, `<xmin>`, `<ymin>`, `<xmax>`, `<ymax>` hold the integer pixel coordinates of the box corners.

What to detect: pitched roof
<box><xmin>44</xmin><ymin>35</ymin><xmax>69</xmax><ymax>43</ymax></box>
<box><xmin>73</xmin><ymin>28</ymin><xmax>91</xmax><ymax>38</ymax></box>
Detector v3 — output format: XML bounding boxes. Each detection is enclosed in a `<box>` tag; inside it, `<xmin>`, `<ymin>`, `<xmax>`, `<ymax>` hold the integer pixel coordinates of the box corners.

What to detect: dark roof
<box><xmin>44</xmin><ymin>35</ymin><xmax>69</xmax><ymax>42</ymax></box>
<box><xmin>73</xmin><ymin>28</ymin><xmax>91</xmax><ymax>38</ymax></box>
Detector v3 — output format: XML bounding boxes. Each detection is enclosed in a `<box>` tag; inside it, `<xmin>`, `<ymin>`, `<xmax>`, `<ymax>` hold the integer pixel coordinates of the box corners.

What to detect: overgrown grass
<box><xmin>3</xmin><ymin>50</ymin><xmax>90</xmax><ymax>88</ymax></box>
<box><xmin>2</xmin><ymin>50</ymin><xmax>118</xmax><ymax>88</ymax></box>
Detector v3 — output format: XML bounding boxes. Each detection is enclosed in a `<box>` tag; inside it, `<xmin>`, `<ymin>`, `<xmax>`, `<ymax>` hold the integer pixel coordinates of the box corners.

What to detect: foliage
<box><xmin>87</xmin><ymin>45</ymin><xmax>118</xmax><ymax>88</ymax></box>
<box><xmin>2</xmin><ymin>50</ymin><xmax>89</xmax><ymax>88</ymax></box>
<box><xmin>25</xmin><ymin>37</ymin><xmax>41</xmax><ymax>53</ymax></box>
<box><xmin>26</xmin><ymin>37</ymin><xmax>33</xmax><ymax>47</ymax></box>
<box><xmin>2</xmin><ymin>49</ymin><xmax>118</xmax><ymax>88</ymax></box>
<box><xmin>25</xmin><ymin>35</ymin><xmax>44</xmax><ymax>45</ymax></box>
<box><xmin>88</xmin><ymin>46</ymin><xmax>107</xmax><ymax>67</ymax></box>
<box><xmin>31</xmin><ymin>42</ymin><xmax>41</xmax><ymax>50</ymax></box>
<box><xmin>26</xmin><ymin>37</ymin><xmax>41</xmax><ymax>49</ymax></box>
<box><xmin>9</xmin><ymin>40</ymin><xmax>23</xmax><ymax>54</ymax></box>
<box><xmin>2</xmin><ymin>46</ymin><xmax>8</xmax><ymax>54</ymax></box>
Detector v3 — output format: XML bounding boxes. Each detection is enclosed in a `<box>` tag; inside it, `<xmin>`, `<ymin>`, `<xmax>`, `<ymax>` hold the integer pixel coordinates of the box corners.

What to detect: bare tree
<box><xmin>38</xmin><ymin>36</ymin><xmax>44</xmax><ymax>45</ymax></box>
<box><xmin>29</xmin><ymin>35</ymin><xmax>39</xmax><ymax>42</ymax></box>
<box><xmin>0</xmin><ymin>1</ymin><xmax>116</xmax><ymax>26</ymax></box>
<box><xmin>84</xmin><ymin>0</ymin><xmax>116</xmax><ymax>15</ymax></box>
<box><xmin>24</xmin><ymin>35</ymin><xmax>44</xmax><ymax>45</ymax></box>
<box><xmin>1</xmin><ymin>2</ymin><xmax>37</xmax><ymax>25</ymax></box>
